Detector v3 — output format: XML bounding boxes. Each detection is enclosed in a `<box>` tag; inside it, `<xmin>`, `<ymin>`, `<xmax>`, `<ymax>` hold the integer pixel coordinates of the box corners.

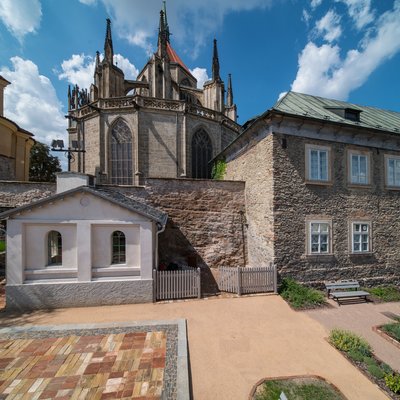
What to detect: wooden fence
<box><xmin>218</xmin><ymin>265</ymin><xmax>277</xmax><ymax>295</ymax></box>
<box><xmin>153</xmin><ymin>267</ymin><xmax>201</xmax><ymax>301</ymax></box>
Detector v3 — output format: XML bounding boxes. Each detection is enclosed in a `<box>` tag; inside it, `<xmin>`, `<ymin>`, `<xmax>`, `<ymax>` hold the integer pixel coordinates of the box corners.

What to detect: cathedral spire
<box><xmin>157</xmin><ymin>10</ymin><xmax>168</xmax><ymax>57</ymax></box>
<box><xmin>212</xmin><ymin>39</ymin><xmax>221</xmax><ymax>82</ymax></box>
<box><xmin>227</xmin><ymin>73</ymin><xmax>233</xmax><ymax>107</ymax></box>
<box><xmin>163</xmin><ymin>1</ymin><xmax>170</xmax><ymax>43</ymax></box>
<box><xmin>104</xmin><ymin>18</ymin><xmax>114</xmax><ymax>64</ymax></box>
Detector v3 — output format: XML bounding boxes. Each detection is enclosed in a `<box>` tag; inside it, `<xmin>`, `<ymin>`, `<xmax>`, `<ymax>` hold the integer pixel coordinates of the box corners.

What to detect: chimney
<box><xmin>0</xmin><ymin>76</ymin><xmax>11</xmax><ymax>117</ymax></box>
<box><xmin>56</xmin><ymin>172</ymin><xmax>95</xmax><ymax>194</ymax></box>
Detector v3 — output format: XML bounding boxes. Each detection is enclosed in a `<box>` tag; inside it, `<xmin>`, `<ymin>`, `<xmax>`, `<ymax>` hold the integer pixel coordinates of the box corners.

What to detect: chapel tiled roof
<box><xmin>273</xmin><ymin>91</ymin><xmax>400</xmax><ymax>135</ymax></box>
<box><xmin>166</xmin><ymin>42</ymin><xmax>193</xmax><ymax>76</ymax></box>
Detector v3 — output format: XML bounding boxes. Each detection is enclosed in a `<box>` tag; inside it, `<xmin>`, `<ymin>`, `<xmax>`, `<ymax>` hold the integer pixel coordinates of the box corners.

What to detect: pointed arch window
<box><xmin>191</xmin><ymin>129</ymin><xmax>213</xmax><ymax>179</ymax></box>
<box><xmin>110</xmin><ymin>119</ymin><xmax>133</xmax><ymax>185</ymax></box>
<box><xmin>112</xmin><ymin>230</ymin><xmax>126</xmax><ymax>264</ymax></box>
<box><xmin>48</xmin><ymin>231</ymin><xmax>62</xmax><ymax>266</ymax></box>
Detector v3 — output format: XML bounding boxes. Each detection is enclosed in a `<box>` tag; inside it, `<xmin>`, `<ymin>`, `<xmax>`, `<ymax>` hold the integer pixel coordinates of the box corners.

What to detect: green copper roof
<box><xmin>273</xmin><ymin>92</ymin><xmax>400</xmax><ymax>135</ymax></box>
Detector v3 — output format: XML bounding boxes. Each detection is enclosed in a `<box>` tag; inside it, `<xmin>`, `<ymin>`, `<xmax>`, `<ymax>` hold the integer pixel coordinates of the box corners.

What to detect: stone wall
<box><xmin>0</xmin><ymin>156</ymin><xmax>15</xmax><ymax>181</ymax></box>
<box><xmin>0</xmin><ymin>178</ymin><xmax>246</xmax><ymax>294</ymax></box>
<box><xmin>272</xmin><ymin>132</ymin><xmax>400</xmax><ymax>287</ymax></box>
<box><xmin>225</xmin><ymin>128</ymin><xmax>274</xmax><ymax>266</ymax></box>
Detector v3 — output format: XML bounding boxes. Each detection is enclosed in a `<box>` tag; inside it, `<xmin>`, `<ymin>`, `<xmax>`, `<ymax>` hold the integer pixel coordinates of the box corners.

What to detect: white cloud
<box><xmin>311</xmin><ymin>0</ymin><xmax>323</xmax><ymax>9</ymax></box>
<box><xmin>0</xmin><ymin>0</ymin><xmax>42</xmax><ymax>41</ymax></box>
<box><xmin>0</xmin><ymin>57</ymin><xmax>66</xmax><ymax>149</ymax></box>
<box><xmin>79</xmin><ymin>0</ymin><xmax>97</xmax><ymax>4</ymax></box>
<box><xmin>336</xmin><ymin>0</ymin><xmax>374</xmax><ymax>30</ymax></box>
<box><xmin>302</xmin><ymin>9</ymin><xmax>311</xmax><ymax>25</ymax></box>
<box><xmin>190</xmin><ymin>67</ymin><xmax>209</xmax><ymax>88</ymax></box>
<box><xmin>97</xmin><ymin>0</ymin><xmax>272</xmax><ymax>58</ymax></box>
<box><xmin>57</xmin><ymin>53</ymin><xmax>138</xmax><ymax>89</ymax></box>
<box><xmin>291</xmin><ymin>0</ymin><xmax>400</xmax><ymax>100</ymax></box>
<box><xmin>315</xmin><ymin>10</ymin><xmax>342</xmax><ymax>42</ymax></box>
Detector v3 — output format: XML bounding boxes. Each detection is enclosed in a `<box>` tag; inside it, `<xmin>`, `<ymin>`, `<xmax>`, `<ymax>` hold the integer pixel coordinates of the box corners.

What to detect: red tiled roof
<box><xmin>166</xmin><ymin>42</ymin><xmax>193</xmax><ymax>78</ymax></box>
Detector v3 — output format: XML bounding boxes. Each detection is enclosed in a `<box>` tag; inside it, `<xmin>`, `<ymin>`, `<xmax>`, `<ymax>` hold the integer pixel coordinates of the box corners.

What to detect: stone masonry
<box><xmin>0</xmin><ymin>178</ymin><xmax>246</xmax><ymax>294</ymax></box>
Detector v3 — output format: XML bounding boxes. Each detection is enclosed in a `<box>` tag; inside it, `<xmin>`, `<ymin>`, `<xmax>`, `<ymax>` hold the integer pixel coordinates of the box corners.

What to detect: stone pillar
<box><xmin>140</xmin><ymin>222</ymin><xmax>153</xmax><ymax>279</ymax></box>
<box><xmin>6</xmin><ymin>220</ymin><xmax>24</xmax><ymax>284</ymax></box>
<box><xmin>77</xmin><ymin>221</ymin><xmax>92</xmax><ymax>281</ymax></box>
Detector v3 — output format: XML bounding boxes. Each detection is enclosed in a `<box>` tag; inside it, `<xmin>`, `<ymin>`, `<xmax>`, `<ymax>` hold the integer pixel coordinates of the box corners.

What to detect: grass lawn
<box><xmin>254</xmin><ymin>378</ymin><xmax>345</xmax><ymax>400</ymax></box>
<box><xmin>279</xmin><ymin>278</ymin><xmax>327</xmax><ymax>310</ymax></box>
<box><xmin>382</xmin><ymin>321</ymin><xmax>400</xmax><ymax>342</ymax></box>
<box><xmin>0</xmin><ymin>240</ymin><xmax>5</xmax><ymax>252</ymax></box>
<box><xmin>365</xmin><ymin>285</ymin><xmax>400</xmax><ymax>302</ymax></box>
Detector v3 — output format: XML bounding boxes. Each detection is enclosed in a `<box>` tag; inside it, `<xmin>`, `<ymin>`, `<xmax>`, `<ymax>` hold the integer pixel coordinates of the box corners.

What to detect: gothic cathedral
<box><xmin>67</xmin><ymin>6</ymin><xmax>240</xmax><ymax>185</ymax></box>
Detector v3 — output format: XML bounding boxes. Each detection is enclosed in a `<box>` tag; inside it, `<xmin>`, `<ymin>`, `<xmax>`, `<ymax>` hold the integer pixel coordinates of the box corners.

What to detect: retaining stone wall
<box><xmin>0</xmin><ymin>178</ymin><xmax>246</xmax><ymax>294</ymax></box>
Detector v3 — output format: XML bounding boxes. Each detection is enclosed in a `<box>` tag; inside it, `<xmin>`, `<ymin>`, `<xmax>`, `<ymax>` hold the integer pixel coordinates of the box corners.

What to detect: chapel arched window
<box><xmin>112</xmin><ymin>231</ymin><xmax>126</xmax><ymax>264</ymax></box>
<box><xmin>191</xmin><ymin>129</ymin><xmax>213</xmax><ymax>179</ymax></box>
<box><xmin>110</xmin><ymin>119</ymin><xmax>133</xmax><ymax>185</ymax></box>
<box><xmin>48</xmin><ymin>231</ymin><xmax>62</xmax><ymax>266</ymax></box>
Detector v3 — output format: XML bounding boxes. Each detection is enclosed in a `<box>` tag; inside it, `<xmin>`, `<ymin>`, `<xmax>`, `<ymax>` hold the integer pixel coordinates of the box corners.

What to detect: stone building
<box><xmin>67</xmin><ymin>8</ymin><xmax>240</xmax><ymax>185</ymax></box>
<box><xmin>220</xmin><ymin>91</ymin><xmax>400</xmax><ymax>286</ymax></box>
<box><xmin>0</xmin><ymin>76</ymin><xmax>34</xmax><ymax>181</ymax></box>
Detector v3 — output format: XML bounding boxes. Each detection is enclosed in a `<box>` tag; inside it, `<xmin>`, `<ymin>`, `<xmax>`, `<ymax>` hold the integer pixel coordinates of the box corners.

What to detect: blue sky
<box><xmin>1</xmin><ymin>0</ymin><xmax>400</xmax><ymax>164</ymax></box>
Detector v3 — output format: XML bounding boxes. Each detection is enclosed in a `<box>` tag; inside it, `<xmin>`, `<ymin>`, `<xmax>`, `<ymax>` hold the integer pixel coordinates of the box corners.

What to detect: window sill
<box><xmin>305</xmin><ymin>180</ymin><xmax>333</xmax><ymax>186</ymax></box>
<box><xmin>303</xmin><ymin>254</ymin><xmax>335</xmax><ymax>262</ymax></box>
<box><xmin>349</xmin><ymin>252</ymin><xmax>374</xmax><ymax>256</ymax></box>
<box><xmin>385</xmin><ymin>186</ymin><xmax>400</xmax><ymax>191</ymax></box>
<box><xmin>347</xmin><ymin>184</ymin><xmax>372</xmax><ymax>189</ymax></box>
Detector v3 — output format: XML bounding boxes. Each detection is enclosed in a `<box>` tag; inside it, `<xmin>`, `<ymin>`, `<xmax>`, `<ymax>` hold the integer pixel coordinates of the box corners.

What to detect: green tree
<box><xmin>29</xmin><ymin>142</ymin><xmax>62</xmax><ymax>182</ymax></box>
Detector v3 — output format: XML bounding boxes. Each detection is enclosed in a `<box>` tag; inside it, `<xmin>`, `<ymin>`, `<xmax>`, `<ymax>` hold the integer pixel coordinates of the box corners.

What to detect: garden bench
<box><xmin>324</xmin><ymin>280</ymin><xmax>370</xmax><ymax>305</ymax></box>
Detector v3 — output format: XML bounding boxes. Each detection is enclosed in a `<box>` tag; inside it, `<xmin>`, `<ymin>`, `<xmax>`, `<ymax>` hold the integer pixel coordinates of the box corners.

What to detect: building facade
<box><xmin>67</xmin><ymin>9</ymin><xmax>240</xmax><ymax>185</ymax></box>
<box><xmin>1</xmin><ymin>172</ymin><xmax>168</xmax><ymax>309</ymax></box>
<box><xmin>221</xmin><ymin>91</ymin><xmax>400</xmax><ymax>286</ymax></box>
<box><xmin>0</xmin><ymin>76</ymin><xmax>34</xmax><ymax>181</ymax></box>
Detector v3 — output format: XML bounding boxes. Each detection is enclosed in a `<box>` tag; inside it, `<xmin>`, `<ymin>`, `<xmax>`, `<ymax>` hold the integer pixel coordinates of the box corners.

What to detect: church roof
<box><xmin>273</xmin><ymin>91</ymin><xmax>400</xmax><ymax>135</ymax></box>
<box><xmin>166</xmin><ymin>42</ymin><xmax>193</xmax><ymax>77</ymax></box>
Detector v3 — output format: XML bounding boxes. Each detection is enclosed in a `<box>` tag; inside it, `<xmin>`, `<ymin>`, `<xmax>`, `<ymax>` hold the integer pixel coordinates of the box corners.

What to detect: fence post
<box><xmin>273</xmin><ymin>263</ymin><xmax>278</xmax><ymax>293</ymax></box>
<box><xmin>237</xmin><ymin>267</ymin><xmax>242</xmax><ymax>296</ymax></box>
<box><xmin>153</xmin><ymin>269</ymin><xmax>157</xmax><ymax>302</ymax></box>
<box><xmin>197</xmin><ymin>267</ymin><xmax>201</xmax><ymax>299</ymax></box>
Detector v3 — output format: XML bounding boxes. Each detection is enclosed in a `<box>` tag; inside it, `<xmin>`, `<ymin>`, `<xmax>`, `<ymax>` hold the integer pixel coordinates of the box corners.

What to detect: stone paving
<box><xmin>0</xmin><ymin>324</ymin><xmax>179</xmax><ymax>399</ymax></box>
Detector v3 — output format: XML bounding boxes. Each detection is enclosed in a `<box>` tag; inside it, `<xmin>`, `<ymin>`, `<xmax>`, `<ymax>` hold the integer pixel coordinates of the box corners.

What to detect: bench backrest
<box><xmin>325</xmin><ymin>281</ymin><xmax>360</xmax><ymax>290</ymax></box>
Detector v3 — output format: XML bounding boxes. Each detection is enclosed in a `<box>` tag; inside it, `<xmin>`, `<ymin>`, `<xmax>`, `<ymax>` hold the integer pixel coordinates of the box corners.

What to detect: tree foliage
<box><xmin>29</xmin><ymin>142</ymin><xmax>62</xmax><ymax>182</ymax></box>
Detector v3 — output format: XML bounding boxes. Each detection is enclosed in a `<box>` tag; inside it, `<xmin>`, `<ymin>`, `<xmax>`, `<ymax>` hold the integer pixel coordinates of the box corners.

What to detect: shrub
<box><xmin>279</xmin><ymin>278</ymin><xmax>326</xmax><ymax>309</ymax></box>
<box><xmin>211</xmin><ymin>159</ymin><xmax>227</xmax><ymax>180</ymax></box>
<box><xmin>366</xmin><ymin>285</ymin><xmax>400</xmax><ymax>302</ymax></box>
<box><xmin>347</xmin><ymin>349</ymin><xmax>364</xmax><ymax>362</ymax></box>
<box><xmin>329</xmin><ymin>329</ymin><xmax>372</xmax><ymax>356</ymax></box>
<box><xmin>381</xmin><ymin>322</ymin><xmax>400</xmax><ymax>342</ymax></box>
<box><xmin>381</xmin><ymin>363</ymin><xmax>393</xmax><ymax>375</ymax></box>
<box><xmin>384</xmin><ymin>373</ymin><xmax>400</xmax><ymax>394</ymax></box>
<box><xmin>367</xmin><ymin>364</ymin><xmax>385</xmax><ymax>380</ymax></box>
<box><xmin>363</xmin><ymin>356</ymin><xmax>377</xmax><ymax>367</ymax></box>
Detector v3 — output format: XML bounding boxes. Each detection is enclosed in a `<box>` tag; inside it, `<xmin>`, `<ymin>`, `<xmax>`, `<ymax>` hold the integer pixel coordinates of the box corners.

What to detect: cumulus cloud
<box><xmin>315</xmin><ymin>10</ymin><xmax>342</xmax><ymax>42</ymax></box>
<box><xmin>291</xmin><ymin>0</ymin><xmax>400</xmax><ymax>100</ymax></box>
<box><xmin>0</xmin><ymin>0</ymin><xmax>42</xmax><ymax>41</ymax></box>
<box><xmin>190</xmin><ymin>67</ymin><xmax>209</xmax><ymax>88</ymax></box>
<box><xmin>57</xmin><ymin>53</ymin><xmax>139</xmax><ymax>89</ymax></box>
<box><xmin>336</xmin><ymin>0</ymin><xmax>374</xmax><ymax>30</ymax></box>
<box><xmin>88</xmin><ymin>0</ymin><xmax>272</xmax><ymax>58</ymax></box>
<box><xmin>311</xmin><ymin>0</ymin><xmax>323</xmax><ymax>9</ymax></box>
<box><xmin>79</xmin><ymin>0</ymin><xmax>97</xmax><ymax>4</ymax></box>
<box><xmin>0</xmin><ymin>57</ymin><xmax>66</xmax><ymax>148</ymax></box>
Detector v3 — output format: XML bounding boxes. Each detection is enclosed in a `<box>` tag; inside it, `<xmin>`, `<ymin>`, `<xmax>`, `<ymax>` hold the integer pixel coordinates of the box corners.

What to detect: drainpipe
<box><xmin>155</xmin><ymin>221</ymin><xmax>166</xmax><ymax>271</ymax></box>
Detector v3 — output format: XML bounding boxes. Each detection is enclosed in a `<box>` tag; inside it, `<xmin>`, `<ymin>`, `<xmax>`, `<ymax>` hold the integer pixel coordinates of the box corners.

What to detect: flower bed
<box><xmin>329</xmin><ymin>329</ymin><xmax>400</xmax><ymax>399</ymax></box>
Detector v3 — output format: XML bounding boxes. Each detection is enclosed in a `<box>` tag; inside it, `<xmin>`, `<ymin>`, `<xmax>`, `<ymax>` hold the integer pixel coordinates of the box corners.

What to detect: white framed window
<box><xmin>385</xmin><ymin>155</ymin><xmax>400</xmax><ymax>188</ymax></box>
<box><xmin>307</xmin><ymin>221</ymin><xmax>331</xmax><ymax>254</ymax></box>
<box><xmin>305</xmin><ymin>145</ymin><xmax>330</xmax><ymax>182</ymax></box>
<box><xmin>351</xmin><ymin>222</ymin><xmax>371</xmax><ymax>253</ymax></box>
<box><xmin>349</xmin><ymin>151</ymin><xmax>370</xmax><ymax>185</ymax></box>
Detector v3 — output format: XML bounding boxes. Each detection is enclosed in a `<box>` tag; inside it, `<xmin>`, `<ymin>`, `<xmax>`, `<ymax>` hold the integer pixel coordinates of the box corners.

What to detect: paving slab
<box><xmin>0</xmin><ymin>295</ymin><xmax>390</xmax><ymax>400</ymax></box>
<box><xmin>305</xmin><ymin>299</ymin><xmax>400</xmax><ymax>372</ymax></box>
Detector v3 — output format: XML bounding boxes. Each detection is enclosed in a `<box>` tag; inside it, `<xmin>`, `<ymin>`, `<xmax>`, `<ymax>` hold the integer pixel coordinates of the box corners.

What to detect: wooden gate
<box><xmin>153</xmin><ymin>267</ymin><xmax>201</xmax><ymax>301</ymax></box>
<box><xmin>218</xmin><ymin>265</ymin><xmax>277</xmax><ymax>295</ymax></box>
